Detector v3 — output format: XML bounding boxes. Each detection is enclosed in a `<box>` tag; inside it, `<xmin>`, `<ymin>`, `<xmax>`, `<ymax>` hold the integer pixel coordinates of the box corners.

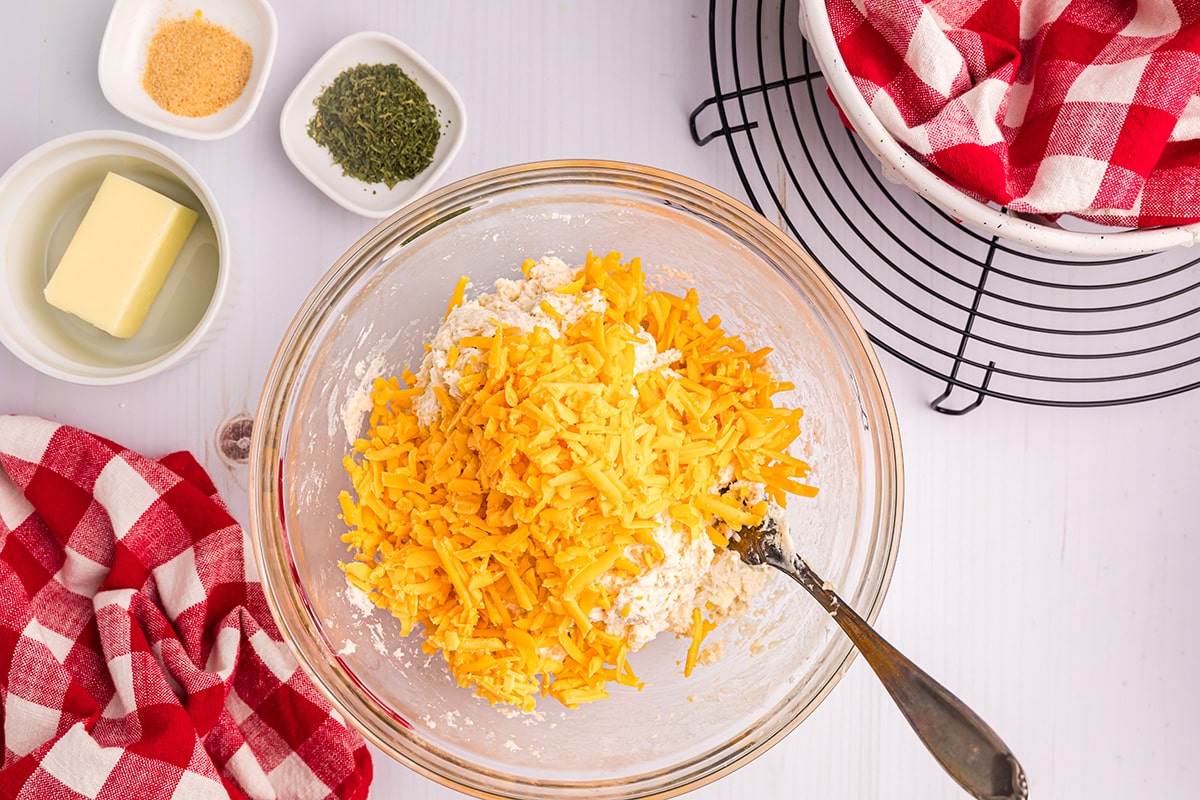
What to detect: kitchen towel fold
<box><xmin>0</xmin><ymin>416</ymin><xmax>372</xmax><ymax>800</ymax></box>
<box><xmin>828</xmin><ymin>0</ymin><xmax>1200</xmax><ymax>226</ymax></box>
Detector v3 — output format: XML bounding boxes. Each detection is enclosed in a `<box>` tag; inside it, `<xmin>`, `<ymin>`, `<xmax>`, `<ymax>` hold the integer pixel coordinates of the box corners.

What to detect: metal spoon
<box><xmin>729</xmin><ymin>520</ymin><xmax>1029</xmax><ymax>800</ymax></box>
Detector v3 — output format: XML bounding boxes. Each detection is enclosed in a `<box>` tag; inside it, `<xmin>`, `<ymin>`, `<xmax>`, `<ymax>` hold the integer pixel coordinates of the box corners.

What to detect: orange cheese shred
<box><xmin>444</xmin><ymin>276</ymin><xmax>470</xmax><ymax>319</ymax></box>
<box><xmin>684</xmin><ymin>608</ymin><xmax>717</xmax><ymax>677</ymax></box>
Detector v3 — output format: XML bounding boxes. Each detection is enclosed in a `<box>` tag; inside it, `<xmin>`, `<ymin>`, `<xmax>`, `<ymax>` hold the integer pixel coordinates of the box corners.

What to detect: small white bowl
<box><xmin>0</xmin><ymin>130</ymin><xmax>230</xmax><ymax>385</ymax></box>
<box><xmin>98</xmin><ymin>0</ymin><xmax>278</xmax><ymax>140</ymax></box>
<box><xmin>798</xmin><ymin>0</ymin><xmax>1200</xmax><ymax>256</ymax></box>
<box><xmin>279</xmin><ymin>31</ymin><xmax>467</xmax><ymax>218</ymax></box>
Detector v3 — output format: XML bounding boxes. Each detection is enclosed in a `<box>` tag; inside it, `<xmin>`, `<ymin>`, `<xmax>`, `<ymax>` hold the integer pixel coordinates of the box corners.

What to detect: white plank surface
<box><xmin>2</xmin><ymin>2</ymin><xmax>1198</xmax><ymax>799</ymax></box>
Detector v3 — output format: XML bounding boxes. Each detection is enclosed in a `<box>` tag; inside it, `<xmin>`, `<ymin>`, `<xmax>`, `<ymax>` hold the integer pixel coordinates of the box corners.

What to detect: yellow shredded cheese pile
<box><xmin>338</xmin><ymin>251</ymin><xmax>816</xmax><ymax>711</ymax></box>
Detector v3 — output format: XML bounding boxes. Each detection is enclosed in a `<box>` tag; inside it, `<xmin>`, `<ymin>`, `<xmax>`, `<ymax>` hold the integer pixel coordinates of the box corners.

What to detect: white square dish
<box><xmin>278</xmin><ymin>31</ymin><xmax>467</xmax><ymax>218</ymax></box>
<box><xmin>98</xmin><ymin>0</ymin><xmax>278</xmax><ymax>141</ymax></box>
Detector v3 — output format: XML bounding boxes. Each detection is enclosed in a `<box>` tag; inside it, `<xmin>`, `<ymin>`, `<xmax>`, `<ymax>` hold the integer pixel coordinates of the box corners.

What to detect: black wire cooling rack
<box><xmin>689</xmin><ymin>0</ymin><xmax>1200</xmax><ymax>412</ymax></box>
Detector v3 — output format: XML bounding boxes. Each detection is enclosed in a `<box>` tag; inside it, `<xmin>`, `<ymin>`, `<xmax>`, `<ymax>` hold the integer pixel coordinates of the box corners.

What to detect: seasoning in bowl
<box><xmin>307</xmin><ymin>62</ymin><xmax>441</xmax><ymax>188</ymax></box>
<box><xmin>338</xmin><ymin>252</ymin><xmax>817</xmax><ymax>711</ymax></box>
<box><xmin>142</xmin><ymin>11</ymin><xmax>254</xmax><ymax>118</ymax></box>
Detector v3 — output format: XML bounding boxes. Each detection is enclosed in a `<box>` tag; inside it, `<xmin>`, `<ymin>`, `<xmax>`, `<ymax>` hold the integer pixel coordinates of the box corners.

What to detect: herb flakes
<box><xmin>307</xmin><ymin>62</ymin><xmax>441</xmax><ymax>189</ymax></box>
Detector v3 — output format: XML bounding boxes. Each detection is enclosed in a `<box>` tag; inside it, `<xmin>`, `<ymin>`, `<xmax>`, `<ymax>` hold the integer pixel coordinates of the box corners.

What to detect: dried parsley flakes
<box><xmin>307</xmin><ymin>62</ymin><xmax>441</xmax><ymax>189</ymax></box>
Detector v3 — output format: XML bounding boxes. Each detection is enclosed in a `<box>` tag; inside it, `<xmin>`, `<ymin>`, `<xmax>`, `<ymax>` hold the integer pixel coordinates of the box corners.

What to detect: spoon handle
<box><xmin>780</xmin><ymin>557</ymin><xmax>1028</xmax><ymax>800</ymax></box>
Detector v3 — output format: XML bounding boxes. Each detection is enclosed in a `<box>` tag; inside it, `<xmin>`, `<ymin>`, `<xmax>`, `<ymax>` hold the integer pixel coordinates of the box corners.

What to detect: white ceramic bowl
<box><xmin>279</xmin><ymin>31</ymin><xmax>467</xmax><ymax>218</ymax></box>
<box><xmin>798</xmin><ymin>0</ymin><xmax>1200</xmax><ymax>257</ymax></box>
<box><xmin>98</xmin><ymin>0</ymin><xmax>278</xmax><ymax>140</ymax></box>
<box><xmin>0</xmin><ymin>130</ymin><xmax>229</xmax><ymax>384</ymax></box>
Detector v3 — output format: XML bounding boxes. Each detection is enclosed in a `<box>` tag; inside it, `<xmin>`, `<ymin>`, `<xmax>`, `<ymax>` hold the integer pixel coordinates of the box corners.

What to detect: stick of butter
<box><xmin>44</xmin><ymin>172</ymin><xmax>199</xmax><ymax>339</ymax></box>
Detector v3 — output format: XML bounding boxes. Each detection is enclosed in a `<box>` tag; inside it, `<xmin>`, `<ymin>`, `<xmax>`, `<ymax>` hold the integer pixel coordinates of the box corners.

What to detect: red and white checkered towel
<box><xmin>828</xmin><ymin>0</ymin><xmax>1200</xmax><ymax>227</ymax></box>
<box><xmin>0</xmin><ymin>416</ymin><xmax>373</xmax><ymax>800</ymax></box>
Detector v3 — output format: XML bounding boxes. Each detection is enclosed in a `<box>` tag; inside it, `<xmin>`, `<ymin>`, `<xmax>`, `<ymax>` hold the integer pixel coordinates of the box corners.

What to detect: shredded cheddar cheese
<box><xmin>684</xmin><ymin>608</ymin><xmax>717</xmax><ymax>677</ymax></box>
<box><xmin>338</xmin><ymin>252</ymin><xmax>816</xmax><ymax>711</ymax></box>
<box><xmin>444</xmin><ymin>276</ymin><xmax>470</xmax><ymax>319</ymax></box>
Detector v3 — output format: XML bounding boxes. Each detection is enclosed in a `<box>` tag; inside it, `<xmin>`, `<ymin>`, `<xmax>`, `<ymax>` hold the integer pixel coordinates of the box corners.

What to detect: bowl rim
<box><xmin>0</xmin><ymin>128</ymin><xmax>230</xmax><ymax>385</ymax></box>
<box><xmin>248</xmin><ymin>159</ymin><xmax>904</xmax><ymax>798</ymax></box>
<box><xmin>797</xmin><ymin>0</ymin><xmax>1200</xmax><ymax>257</ymax></box>
<box><xmin>97</xmin><ymin>0</ymin><xmax>279</xmax><ymax>141</ymax></box>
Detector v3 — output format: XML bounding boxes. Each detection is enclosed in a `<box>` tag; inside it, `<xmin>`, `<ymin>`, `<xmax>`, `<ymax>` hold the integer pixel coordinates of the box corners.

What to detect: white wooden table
<box><xmin>3</xmin><ymin>2</ymin><xmax>1198</xmax><ymax>798</ymax></box>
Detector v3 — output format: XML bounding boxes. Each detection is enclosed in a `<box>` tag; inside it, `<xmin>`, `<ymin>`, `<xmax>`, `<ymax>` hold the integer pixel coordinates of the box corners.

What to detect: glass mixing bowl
<box><xmin>249</xmin><ymin>161</ymin><xmax>903</xmax><ymax>799</ymax></box>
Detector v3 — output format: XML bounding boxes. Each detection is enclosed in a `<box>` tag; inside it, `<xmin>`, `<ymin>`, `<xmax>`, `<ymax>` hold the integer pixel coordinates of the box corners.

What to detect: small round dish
<box><xmin>279</xmin><ymin>31</ymin><xmax>467</xmax><ymax>218</ymax></box>
<box><xmin>98</xmin><ymin>0</ymin><xmax>278</xmax><ymax>141</ymax></box>
<box><xmin>0</xmin><ymin>130</ymin><xmax>229</xmax><ymax>385</ymax></box>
